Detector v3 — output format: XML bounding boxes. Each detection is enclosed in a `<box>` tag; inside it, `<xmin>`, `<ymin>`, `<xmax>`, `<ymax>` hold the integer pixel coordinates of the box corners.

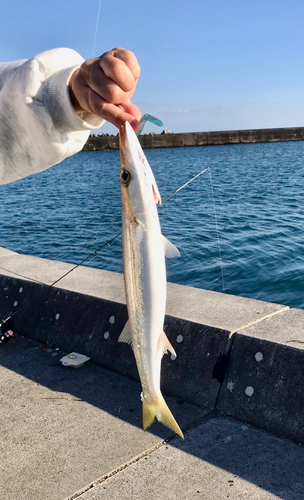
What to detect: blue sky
<box><xmin>1</xmin><ymin>0</ymin><xmax>304</xmax><ymax>134</ymax></box>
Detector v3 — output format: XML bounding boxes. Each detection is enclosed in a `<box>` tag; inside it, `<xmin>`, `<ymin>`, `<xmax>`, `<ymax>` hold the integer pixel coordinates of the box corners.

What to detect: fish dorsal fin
<box><xmin>159</xmin><ymin>331</ymin><xmax>177</xmax><ymax>358</ymax></box>
<box><xmin>118</xmin><ymin>320</ymin><xmax>132</xmax><ymax>346</ymax></box>
<box><xmin>161</xmin><ymin>235</ymin><xmax>180</xmax><ymax>258</ymax></box>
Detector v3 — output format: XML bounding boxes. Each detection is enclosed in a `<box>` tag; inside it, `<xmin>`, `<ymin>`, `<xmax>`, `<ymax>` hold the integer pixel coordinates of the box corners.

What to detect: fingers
<box><xmin>69</xmin><ymin>47</ymin><xmax>141</xmax><ymax>130</ymax></box>
<box><xmin>120</xmin><ymin>101</ymin><xmax>141</xmax><ymax>122</ymax></box>
<box><xmin>99</xmin><ymin>48</ymin><xmax>140</xmax><ymax>91</ymax></box>
<box><xmin>98</xmin><ymin>102</ymin><xmax>140</xmax><ymax>131</ymax></box>
<box><xmin>78</xmin><ymin>58</ymin><xmax>134</xmax><ymax>105</ymax></box>
<box><xmin>79</xmin><ymin>48</ymin><xmax>140</xmax><ymax>102</ymax></box>
<box><xmin>104</xmin><ymin>47</ymin><xmax>140</xmax><ymax>82</ymax></box>
<box><xmin>99</xmin><ymin>57</ymin><xmax>135</xmax><ymax>94</ymax></box>
<box><xmin>85</xmin><ymin>87</ymin><xmax>141</xmax><ymax>130</ymax></box>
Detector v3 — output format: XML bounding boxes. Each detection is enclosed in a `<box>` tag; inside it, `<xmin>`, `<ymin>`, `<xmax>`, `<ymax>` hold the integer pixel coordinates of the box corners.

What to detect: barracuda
<box><xmin>119</xmin><ymin>121</ymin><xmax>183</xmax><ymax>438</ymax></box>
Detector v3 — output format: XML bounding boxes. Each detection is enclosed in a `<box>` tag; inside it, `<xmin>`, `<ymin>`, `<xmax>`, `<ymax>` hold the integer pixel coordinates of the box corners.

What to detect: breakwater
<box><xmin>83</xmin><ymin>126</ymin><xmax>304</xmax><ymax>150</ymax></box>
<box><xmin>1</xmin><ymin>246</ymin><xmax>304</xmax><ymax>446</ymax></box>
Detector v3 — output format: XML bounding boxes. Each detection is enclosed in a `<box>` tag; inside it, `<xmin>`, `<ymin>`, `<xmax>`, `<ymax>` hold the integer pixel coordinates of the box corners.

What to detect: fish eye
<box><xmin>120</xmin><ymin>169</ymin><xmax>131</xmax><ymax>186</ymax></box>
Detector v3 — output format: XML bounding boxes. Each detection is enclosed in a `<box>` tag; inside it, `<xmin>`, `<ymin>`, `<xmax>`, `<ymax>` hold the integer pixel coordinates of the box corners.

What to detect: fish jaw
<box><xmin>120</xmin><ymin>121</ymin><xmax>162</xmax><ymax>207</ymax></box>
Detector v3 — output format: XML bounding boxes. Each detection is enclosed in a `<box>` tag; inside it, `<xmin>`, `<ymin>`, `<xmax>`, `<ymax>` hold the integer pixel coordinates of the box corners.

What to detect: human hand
<box><xmin>69</xmin><ymin>48</ymin><xmax>141</xmax><ymax>131</ymax></box>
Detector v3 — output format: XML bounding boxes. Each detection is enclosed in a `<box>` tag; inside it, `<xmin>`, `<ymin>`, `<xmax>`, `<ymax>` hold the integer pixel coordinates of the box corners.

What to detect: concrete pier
<box><xmin>1</xmin><ymin>246</ymin><xmax>304</xmax><ymax>499</ymax></box>
<box><xmin>83</xmin><ymin>126</ymin><xmax>304</xmax><ymax>150</ymax></box>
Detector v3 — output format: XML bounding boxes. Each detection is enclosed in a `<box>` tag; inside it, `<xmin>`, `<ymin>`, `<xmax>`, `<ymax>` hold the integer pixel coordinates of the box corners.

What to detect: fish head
<box><xmin>119</xmin><ymin>121</ymin><xmax>161</xmax><ymax>215</ymax></box>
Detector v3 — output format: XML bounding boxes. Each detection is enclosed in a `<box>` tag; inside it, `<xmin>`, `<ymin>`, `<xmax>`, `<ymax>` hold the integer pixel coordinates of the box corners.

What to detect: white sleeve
<box><xmin>0</xmin><ymin>48</ymin><xmax>104</xmax><ymax>185</ymax></box>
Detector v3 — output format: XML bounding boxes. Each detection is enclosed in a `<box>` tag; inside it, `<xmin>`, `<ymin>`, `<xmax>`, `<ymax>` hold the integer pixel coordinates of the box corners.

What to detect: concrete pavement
<box><xmin>79</xmin><ymin>417</ymin><xmax>304</xmax><ymax>500</ymax></box>
<box><xmin>0</xmin><ymin>335</ymin><xmax>202</xmax><ymax>500</ymax></box>
<box><xmin>1</xmin><ymin>335</ymin><xmax>304</xmax><ymax>500</ymax></box>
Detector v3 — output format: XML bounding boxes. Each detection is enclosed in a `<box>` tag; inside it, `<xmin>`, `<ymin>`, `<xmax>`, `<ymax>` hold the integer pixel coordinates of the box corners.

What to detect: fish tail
<box><xmin>142</xmin><ymin>396</ymin><xmax>184</xmax><ymax>439</ymax></box>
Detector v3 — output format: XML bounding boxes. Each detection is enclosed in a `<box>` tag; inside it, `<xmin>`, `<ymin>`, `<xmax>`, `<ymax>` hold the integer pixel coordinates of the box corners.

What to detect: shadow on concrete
<box><xmin>89</xmin><ymin>414</ymin><xmax>304</xmax><ymax>500</ymax></box>
<box><xmin>0</xmin><ymin>335</ymin><xmax>200</xmax><ymax>441</ymax></box>
<box><xmin>169</xmin><ymin>414</ymin><xmax>304</xmax><ymax>500</ymax></box>
<box><xmin>1</xmin><ymin>335</ymin><xmax>303</xmax><ymax>500</ymax></box>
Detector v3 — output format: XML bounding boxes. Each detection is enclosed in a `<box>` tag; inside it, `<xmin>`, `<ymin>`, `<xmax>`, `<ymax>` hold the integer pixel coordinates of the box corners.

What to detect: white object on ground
<box><xmin>60</xmin><ymin>352</ymin><xmax>90</xmax><ymax>368</ymax></box>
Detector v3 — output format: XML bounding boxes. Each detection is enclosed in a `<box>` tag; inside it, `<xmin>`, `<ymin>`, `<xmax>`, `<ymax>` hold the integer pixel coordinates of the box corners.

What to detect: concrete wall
<box><xmin>1</xmin><ymin>246</ymin><xmax>304</xmax><ymax>444</ymax></box>
<box><xmin>83</xmin><ymin>126</ymin><xmax>304</xmax><ymax>150</ymax></box>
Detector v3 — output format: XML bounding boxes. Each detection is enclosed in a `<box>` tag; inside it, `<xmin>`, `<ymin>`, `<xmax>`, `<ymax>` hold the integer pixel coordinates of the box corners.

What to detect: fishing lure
<box><xmin>136</xmin><ymin>114</ymin><xmax>163</xmax><ymax>136</ymax></box>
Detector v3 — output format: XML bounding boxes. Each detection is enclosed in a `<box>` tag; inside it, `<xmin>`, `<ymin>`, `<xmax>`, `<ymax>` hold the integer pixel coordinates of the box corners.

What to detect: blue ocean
<box><xmin>1</xmin><ymin>140</ymin><xmax>304</xmax><ymax>309</ymax></box>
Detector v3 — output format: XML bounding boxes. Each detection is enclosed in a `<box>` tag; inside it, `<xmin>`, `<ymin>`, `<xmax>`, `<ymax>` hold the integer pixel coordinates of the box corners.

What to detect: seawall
<box><xmin>1</xmin><ymin>246</ymin><xmax>304</xmax><ymax>446</ymax></box>
<box><xmin>83</xmin><ymin>126</ymin><xmax>304</xmax><ymax>150</ymax></box>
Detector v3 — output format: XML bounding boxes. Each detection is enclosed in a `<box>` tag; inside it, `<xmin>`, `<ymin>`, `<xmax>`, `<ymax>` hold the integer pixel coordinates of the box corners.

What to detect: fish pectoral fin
<box><xmin>142</xmin><ymin>395</ymin><xmax>184</xmax><ymax>439</ymax></box>
<box><xmin>159</xmin><ymin>331</ymin><xmax>177</xmax><ymax>357</ymax></box>
<box><xmin>118</xmin><ymin>320</ymin><xmax>133</xmax><ymax>346</ymax></box>
<box><xmin>161</xmin><ymin>235</ymin><xmax>180</xmax><ymax>258</ymax></box>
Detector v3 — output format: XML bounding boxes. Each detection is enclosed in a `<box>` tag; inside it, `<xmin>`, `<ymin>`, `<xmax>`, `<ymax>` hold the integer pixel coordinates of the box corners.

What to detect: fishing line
<box><xmin>0</xmin><ymin>232</ymin><xmax>121</xmax><ymax>328</ymax></box>
<box><xmin>161</xmin><ymin>167</ymin><xmax>209</xmax><ymax>204</ymax></box>
<box><xmin>91</xmin><ymin>0</ymin><xmax>102</xmax><ymax>60</ymax></box>
<box><xmin>161</xmin><ymin>165</ymin><xmax>226</xmax><ymax>294</ymax></box>
<box><xmin>208</xmin><ymin>168</ymin><xmax>226</xmax><ymax>293</ymax></box>
<box><xmin>0</xmin><ymin>167</ymin><xmax>214</xmax><ymax>327</ymax></box>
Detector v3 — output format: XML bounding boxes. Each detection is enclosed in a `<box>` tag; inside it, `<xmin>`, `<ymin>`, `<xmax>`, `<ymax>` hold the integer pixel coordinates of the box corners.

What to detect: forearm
<box><xmin>0</xmin><ymin>48</ymin><xmax>104</xmax><ymax>185</ymax></box>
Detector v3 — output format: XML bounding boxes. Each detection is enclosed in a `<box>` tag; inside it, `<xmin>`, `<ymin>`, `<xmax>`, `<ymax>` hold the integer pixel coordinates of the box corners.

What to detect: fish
<box><xmin>119</xmin><ymin>121</ymin><xmax>184</xmax><ymax>439</ymax></box>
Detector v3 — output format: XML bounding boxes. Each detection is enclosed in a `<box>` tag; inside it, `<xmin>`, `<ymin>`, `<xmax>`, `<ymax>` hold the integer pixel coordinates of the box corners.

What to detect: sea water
<box><xmin>1</xmin><ymin>140</ymin><xmax>304</xmax><ymax>309</ymax></box>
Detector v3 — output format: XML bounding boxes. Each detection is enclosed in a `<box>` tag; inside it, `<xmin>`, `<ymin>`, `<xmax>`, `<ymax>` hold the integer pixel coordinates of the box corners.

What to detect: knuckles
<box><xmin>70</xmin><ymin>48</ymin><xmax>139</xmax><ymax>119</ymax></box>
<box><xmin>101</xmin><ymin>84</ymin><xmax>126</xmax><ymax>104</ymax></box>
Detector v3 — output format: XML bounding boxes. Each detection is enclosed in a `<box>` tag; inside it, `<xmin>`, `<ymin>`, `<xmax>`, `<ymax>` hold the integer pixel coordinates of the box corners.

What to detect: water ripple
<box><xmin>1</xmin><ymin>142</ymin><xmax>304</xmax><ymax>308</ymax></box>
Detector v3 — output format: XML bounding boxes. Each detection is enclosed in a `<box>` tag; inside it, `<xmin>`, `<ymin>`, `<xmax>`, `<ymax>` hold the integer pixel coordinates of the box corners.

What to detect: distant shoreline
<box><xmin>83</xmin><ymin>126</ymin><xmax>304</xmax><ymax>151</ymax></box>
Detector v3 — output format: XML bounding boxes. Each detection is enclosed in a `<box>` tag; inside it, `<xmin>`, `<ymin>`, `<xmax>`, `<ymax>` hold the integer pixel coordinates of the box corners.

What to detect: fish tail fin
<box><xmin>142</xmin><ymin>396</ymin><xmax>184</xmax><ymax>439</ymax></box>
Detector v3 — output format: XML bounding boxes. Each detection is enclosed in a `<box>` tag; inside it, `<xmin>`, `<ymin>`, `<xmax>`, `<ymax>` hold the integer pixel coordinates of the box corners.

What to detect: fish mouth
<box><xmin>119</xmin><ymin>122</ymin><xmax>134</xmax><ymax>166</ymax></box>
<box><xmin>119</xmin><ymin>121</ymin><xmax>161</xmax><ymax>205</ymax></box>
<box><xmin>119</xmin><ymin>124</ymin><xmax>126</xmax><ymax>148</ymax></box>
<box><xmin>152</xmin><ymin>185</ymin><xmax>161</xmax><ymax>205</ymax></box>
<box><xmin>119</xmin><ymin>124</ymin><xmax>127</xmax><ymax>167</ymax></box>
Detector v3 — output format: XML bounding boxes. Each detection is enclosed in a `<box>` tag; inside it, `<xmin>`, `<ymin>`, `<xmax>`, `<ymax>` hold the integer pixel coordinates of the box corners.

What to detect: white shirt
<box><xmin>0</xmin><ymin>48</ymin><xmax>104</xmax><ymax>185</ymax></box>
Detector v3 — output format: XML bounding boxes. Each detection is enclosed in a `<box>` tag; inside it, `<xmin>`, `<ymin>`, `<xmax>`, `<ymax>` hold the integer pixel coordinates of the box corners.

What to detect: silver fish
<box><xmin>119</xmin><ymin>121</ymin><xmax>183</xmax><ymax>438</ymax></box>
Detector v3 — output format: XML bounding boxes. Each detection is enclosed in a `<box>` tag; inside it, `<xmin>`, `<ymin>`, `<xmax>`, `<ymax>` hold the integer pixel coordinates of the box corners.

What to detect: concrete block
<box><xmin>57</xmin><ymin>266</ymin><xmax>125</xmax><ymax>304</ymax></box>
<box><xmin>160</xmin><ymin>315</ymin><xmax>228</xmax><ymax>407</ymax></box>
<box><xmin>231</xmin><ymin>307</ymin><xmax>304</xmax><ymax>346</ymax></box>
<box><xmin>218</xmin><ymin>308</ymin><xmax>304</xmax><ymax>443</ymax></box>
<box><xmin>0</xmin><ymin>274</ymin><xmax>133</xmax><ymax>373</ymax></box>
<box><xmin>0</xmin><ymin>273</ymin><xmax>228</xmax><ymax>409</ymax></box>
<box><xmin>195</xmin><ymin>133</ymin><xmax>208</xmax><ymax>146</ymax></box>
<box><xmin>0</xmin><ymin>247</ymin><xmax>289</xmax><ymax>334</ymax></box>
<box><xmin>0</xmin><ymin>247</ymin><xmax>299</xmax><ymax>426</ymax></box>
<box><xmin>0</xmin><ymin>247</ymin><xmax>17</xmax><ymax>257</ymax></box>
<box><xmin>166</xmin><ymin>282</ymin><xmax>288</xmax><ymax>333</ymax></box>
<box><xmin>78</xmin><ymin>416</ymin><xmax>304</xmax><ymax>500</ymax></box>
<box><xmin>0</xmin><ymin>252</ymin><xmax>74</xmax><ymax>284</ymax></box>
